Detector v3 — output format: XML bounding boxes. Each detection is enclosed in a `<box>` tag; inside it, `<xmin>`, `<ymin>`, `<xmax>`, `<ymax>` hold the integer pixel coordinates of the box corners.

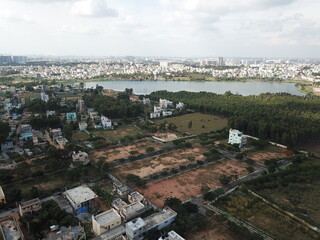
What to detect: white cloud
<box><xmin>71</xmin><ymin>0</ymin><xmax>118</xmax><ymax>18</ymax></box>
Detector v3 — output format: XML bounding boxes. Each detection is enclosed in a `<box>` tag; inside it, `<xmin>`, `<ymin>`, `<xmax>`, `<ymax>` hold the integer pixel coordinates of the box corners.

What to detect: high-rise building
<box><xmin>12</xmin><ymin>56</ymin><xmax>27</xmax><ymax>64</ymax></box>
<box><xmin>0</xmin><ymin>56</ymin><xmax>12</xmax><ymax>64</ymax></box>
<box><xmin>217</xmin><ymin>57</ymin><xmax>224</xmax><ymax>66</ymax></box>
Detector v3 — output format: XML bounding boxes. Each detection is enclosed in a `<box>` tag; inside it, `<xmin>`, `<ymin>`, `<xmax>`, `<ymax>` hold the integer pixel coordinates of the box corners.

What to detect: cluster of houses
<box><xmin>150</xmin><ymin>99</ymin><xmax>184</xmax><ymax>119</ymax></box>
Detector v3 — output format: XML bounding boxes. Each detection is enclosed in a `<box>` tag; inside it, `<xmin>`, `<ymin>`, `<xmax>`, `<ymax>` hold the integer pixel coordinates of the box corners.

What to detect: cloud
<box><xmin>0</xmin><ymin>10</ymin><xmax>33</xmax><ymax>23</ymax></box>
<box><xmin>71</xmin><ymin>0</ymin><xmax>118</xmax><ymax>18</ymax></box>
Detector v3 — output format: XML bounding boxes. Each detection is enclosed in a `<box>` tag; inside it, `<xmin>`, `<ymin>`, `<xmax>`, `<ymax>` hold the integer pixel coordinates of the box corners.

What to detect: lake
<box><xmin>85</xmin><ymin>80</ymin><xmax>304</xmax><ymax>96</ymax></box>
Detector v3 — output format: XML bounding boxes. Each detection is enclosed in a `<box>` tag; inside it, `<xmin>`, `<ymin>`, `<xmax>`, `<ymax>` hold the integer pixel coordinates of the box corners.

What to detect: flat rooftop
<box><xmin>145</xmin><ymin>208</ymin><xmax>177</xmax><ymax>230</ymax></box>
<box><xmin>98</xmin><ymin>225</ymin><xmax>125</xmax><ymax>240</ymax></box>
<box><xmin>112</xmin><ymin>198</ymin><xmax>127</xmax><ymax>210</ymax></box>
<box><xmin>94</xmin><ymin>209</ymin><xmax>121</xmax><ymax>226</ymax></box>
<box><xmin>123</xmin><ymin>201</ymin><xmax>144</xmax><ymax>214</ymax></box>
<box><xmin>126</xmin><ymin>217</ymin><xmax>146</xmax><ymax>231</ymax></box>
<box><xmin>1</xmin><ymin>219</ymin><xmax>22</xmax><ymax>240</ymax></box>
<box><xmin>129</xmin><ymin>191</ymin><xmax>144</xmax><ymax>202</ymax></box>
<box><xmin>65</xmin><ymin>186</ymin><xmax>97</xmax><ymax>205</ymax></box>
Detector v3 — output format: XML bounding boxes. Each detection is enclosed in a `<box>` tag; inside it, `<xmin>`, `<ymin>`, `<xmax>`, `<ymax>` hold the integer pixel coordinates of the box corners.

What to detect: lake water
<box><xmin>85</xmin><ymin>80</ymin><xmax>304</xmax><ymax>96</ymax></box>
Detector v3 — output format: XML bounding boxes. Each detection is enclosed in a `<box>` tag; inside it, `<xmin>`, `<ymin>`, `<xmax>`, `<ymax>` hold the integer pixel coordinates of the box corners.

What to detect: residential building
<box><xmin>144</xmin><ymin>208</ymin><xmax>177</xmax><ymax>231</ymax></box>
<box><xmin>162</xmin><ymin>111</ymin><xmax>172</xmax><ymax>117</ymax></box>
<box><xmin>142</xmin><ymin>98</ymin><xmax>150</xmax><ymax>105</ymax></box>
<box><xmin>50</xmin><ymin>128</ymin><xmax>62</xmax><ymax>138</ymax></box>
<box><xmin>154</xmin><ymin>106</ymin><xmax>161</xmax><ymax>113</ymax></box>
<box><xmin>0</xmin><ymin>216</ymin><xmax>24</xmax><ymax>240</ymax></box>
<box><xmin>176</xmin><ymin>102</ymin><xmax>184</xmax><ymax>110</ymax></box>
<box><xmin>46</xmin><ymin>110</ymin><xmax>56</xmax><ymax>117</ymax></box>
<box><xmin>79</xmin><ymin>122</ymin><xmax>88</xmax><ymax>131</ymax></box>
<box><xmin>72</xmin><ymin>151</ymin><xmax>90</xmax><ymax>165</ymax></box>
<box><xmin>19</xmin><ymin>124</ymin><xmax>33</xmax><ymax>140</ymax></box>
<box><xmin>228</xmin><ymin>129</ymin><xmax>247</xmax><ymax>147</ymax></box>
<box><xmin>44</xmin><ymin>226</ymin><xmax>86</xmax><ymax>240</ymax></box>
<box><xmin>128</xmin><ymin>192</ymin><xmax>144</xmax><ymax>204</ymax></box>
<box><xmin>150</xmin><ymin>112</ymin><xmax>160</xmax><ymax>119</ymax></box>
<box><xmin>112</xmin><ymin>198</ymin><xmax>128</xmax><ymax>212</ymax></box>
<box><xmin>158</xmin><ymin>231</ymin><xmax>185</xmax><ymax>240</ymax></box>
<box><xmin>66</xmin><ymin>112</ymin><xmax>77</xmax><ymax>121</ymax></box>
<box><xmin>77</xmin><ymin>99</ymin><xmax>85</xmax><ymax>112</ymax></box>
<box><xmin>0</xmin><ymin>186</ymin><xmax>6</xmax><ymax>205</ymax></box>
<box><xmin>130</xmin><ymin>96</ymin><xmax>140</xmax><ymax>102</ymax></box>
<box><xmin>19</xmin><ymin>198</ymin><xmax>41</xmax><ymax>216</ymax></box>
<box><xmin>40</xmin><ymin>92</ymin><xmax>49</xmax><ymax>102</ymax></box>
<box><xmin>64</xmin><ymin>186</ymin><xmax>98</xmax><ymax>212</ymax></box>
<box><xmin>101</xmin><ymin>116</ymin><xmax>112</xmax><ymax>129</ymax></box>
<box><xmin>126</xmin><ymin>217</ymin><xmax>146</xmax><ymax>240</ymax></box>
<box><xmin>92</xmin><ymin>209</ymin><xmax>122</xmax><ymax>235</ymax></box>
<box><xmin>120</xmin><ymin>201</ymin><xmax>146</xmax><ymax>221</ymax></box>
<box><xmin>159</xmin><ymin>99</ymin><xmax>173</xmax><ymax>108</ymax></box>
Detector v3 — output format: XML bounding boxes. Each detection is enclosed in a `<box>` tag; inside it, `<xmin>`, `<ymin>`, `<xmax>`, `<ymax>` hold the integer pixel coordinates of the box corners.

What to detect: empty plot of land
<box><xmin>138</xmin><ymin>159</ymin><xmax>252</xmax><ymax>207</ymax></box>
<box><xmin>246</xmin><ymin>146</ymin><xmax>287</xmax><ymax>165</ymax></box>
<box><xmin>153</xmin><ymin>132</ymin><xmax>184</xmax><ymax>142</ymax></box>
<box><xmin>155</xmin><ymin>113</ymin><xmax>228</xmax><ymax>134</ymax></box>
<box><xmin>92</xmin><ymin>126</ymin><xmax>140</xmax><ymax>142</ymax></box>
<box><xmin>72</xmin><ymin>130</ymin><xmax>90</xmax><ymax>141</ymax></box>
<box><xmin>114</xmin><ymin>147</ymin><xmax>207</xmax><ymax>179</ymax></box>
<box><xmin>92</xmin><ymin>140</ymin><xmax>162</xmax><ymax>162</ymax></box>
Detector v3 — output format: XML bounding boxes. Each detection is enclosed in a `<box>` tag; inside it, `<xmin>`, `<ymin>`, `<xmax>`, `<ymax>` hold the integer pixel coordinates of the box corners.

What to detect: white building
<box><xmin>150</xmin><ymin>112</ymin><xmax>161</xmax><ymax>119</ymax></box>
<box><xmin>176</xmin><ymin>102</ymin><xmax>184</xmax><ymax>110</ymax></box>
<box><xmin>154</xmin><ymin>106</ymin><xmax>162</xmax><ymax>113</ymax></box>
<box><xmin>72</xmin><ymin>151</ymin><xmax>90</xmax><ymax>165</ymax></box>
<box><xmin>78</xmin><ymin>99</ymin><xmax>85</xmax><ymax>112</ymax></box>
<box><xmin>162</xmin><ymin>111</ymin><xmax>172</xmax><ymax>117</ymax></box>
<box><xmin>120</xmin><ymin>201</ymin><xmax>146</xmax><ymax>221</ymax></box>
<box><xmin>101</xmin><ymin>116</ymin><xmax>112</xmax><ymax>129</ymax></box>
<box><xmin>158</xmin><ymin>231</ymin><xmax>185</xmax><ymax>240</ymax></box>
<box><xmin>40</xmin><ymin>92</ymin><xmax>49</xmax><ymax>102</ymax></box>
<box><xmin>160</xmin><ymin>61</ymin><xmax>169</xmax><ymax>68</ymax></box>
<box><xmin>64</xmin><ymin>186</ymin><xmax>98</xmax><ymax>211</ymax></box>
<box><xmin>79</xmin><ymin>122</ymin><xmax>88</xmax><ymax>131</ymax></box>
<box><xmin>92</xmin><ymin>209</ymin><xmax>122</xmax><ymax>236</ymax></box>
<box><xmin>142</xmin><ymin>98</ymin><xmax>150</xmax><ymax>105</ymax></box>
<box><xmin>228</xmin><ymin>129</ymin><xmax>247</xmax><ymax>147</ymax></box>
<box><xmin>144</xmin><ymin>207</ymin><xmax>177</xmax><ymax>231</ymax></box>
<box><xmin>126</xmin><ymin>217</ymin><xmax>146</xmax><ymax>240</ymax></box>
<box><xmin>159</xmin><ymin>99</ymin><xmax>173</xmax><ymax>108</ymax></box>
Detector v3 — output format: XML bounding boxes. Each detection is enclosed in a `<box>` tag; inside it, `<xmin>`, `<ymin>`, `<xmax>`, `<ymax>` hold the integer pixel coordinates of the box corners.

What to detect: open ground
<box><xmin>155</xmin><ymin>113</ymin><xmax>228</xmax><ymax>134</ymax></box>
<box><xmin>246</xmin><ymin>145</ymin><xmax>287</xmax><ymax>165</ymax></box>
<box><xmin>91</xmin><ymin>139</ymin><xmax>163</xmax><ymax>163</ymax></box>
<box><xmin>92</xmin><ymin>126</ymin><xmax>140</xmax><ymax>142</ymax></box>
<box><xmin>216</xmin><ymin>190</ymin><xmax>319</xmax><ymax>240</ymax></box>
<box><xmin>113</xmin><ymin>147</ymin><xmax>207</xmax><ymax>179</ymax></box>
<box><xmin>138</xmin><ymin>158</ymin><xmax>254</xmax><ymax>207</ymax></box>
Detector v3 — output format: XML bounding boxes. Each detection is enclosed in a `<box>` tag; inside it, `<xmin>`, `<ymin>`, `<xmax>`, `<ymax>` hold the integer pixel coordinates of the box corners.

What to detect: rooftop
<box><xmin>1</xmin><ymin>218</ymin><xmax>22</xmax><ymax>240</ymax></box>
<box><xmin>144</xmin><ymin>208</ymin><xmax>177</xmax><ymax>230</ymax></box>
<box><xmin>94</xmin><ymin>209</ymin><xmax>121</xmax><ymax>226</ymax></box>
<box><xmin>123</xmin><ymin>202</ymin><xmax>144</xmax><ymax>214</ymax></box>
<box><xmin>126</xmin><ymin>218</ymin><xmax>146</xmax><ymax>231</ymax></box>
<box><xmin>128</xmin><ymin>191</ymin><xmax>144</xmax><ymax>203</ymax></box>
<box><xmin>65</xmin><ymin>186</ymin><xmax>97</xmax><ymax>205</ymax></box>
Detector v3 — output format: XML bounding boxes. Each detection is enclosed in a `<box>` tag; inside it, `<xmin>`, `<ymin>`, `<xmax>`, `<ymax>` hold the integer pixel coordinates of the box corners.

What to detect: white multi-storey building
<box><xmin>228</xmin><ymin>129</ymin><xmax>247</xmax><ymax>147</ymax></box>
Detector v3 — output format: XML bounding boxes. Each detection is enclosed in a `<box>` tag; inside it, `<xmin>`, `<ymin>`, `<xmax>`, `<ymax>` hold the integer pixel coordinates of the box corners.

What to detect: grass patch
<box><xmin>91</xmin><ymin>126</ymin><xmax>140</xmax><ymax>142</ymax></box>
<box><xmin>72</xmin><ymin>130</ymin><xmax>90</xmax><ymax>141</ymax></box>
<box><xmin>155</xmin><ymin>113</ymin><xmax>227</xmax><ymax>134</ymax></box>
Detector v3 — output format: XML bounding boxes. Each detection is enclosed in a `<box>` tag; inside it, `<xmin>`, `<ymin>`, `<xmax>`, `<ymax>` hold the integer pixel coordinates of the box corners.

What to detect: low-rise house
<box><xmin>120</xmin><ymin>201</ymin><xmax>146</xmax><ymax>221</ymax></box>
<box><xmin>19</xmin><ymin>198</ymin><xmax>41</xmax><ymax>216</ymax></box>
<box><xmin>55</xmin><ymin>136</ymin><xmax>68</xmax><ymax>147</ymax></box>
<box><xmin>92</xmin><ymin>209</ymin><xmax>122</xmax><ymax>235</ymax></box>
<box><xmin>44</xmin><ymin>226</ymin><xmax>86</xmax><ymax>240</ymax></box>
<box><xmin>64</xmin><ymin>186</ymin><xmax>98</xmax><ymax>212</ymax></box>
<box><xmin>50</xmin><ymin>128</ymin><xmax>62</xmax><ymax>138</ymax></box>
<box><xmin>128</xmin><ymin>192</ymin><xmax>145</xmax><ymax>204</ymax></box>
<box><xmin>159</xmin><ymin>99</ymin><xmax>173</xmax><ymax>108</ymax></box>
<box><xmin>19</xmin><ymin>124</ymin><xmax>33</xmax><ymax>140</ymax></box>
<box><xmin>72</xmin><ymin>151</ymin><xmax>90</xmax><ymax>165</ymax></box>
<box><xmin>150</xmin><ymin>112</ymin><xmax>160</xmax><ymax>119</ymax></box>
<box><xmin>158</xmin><ymin>231</ymin><xmax>185</xmax><ymax>240</ymax></box>
<box><xmin>66</xmin><ymin>112</ymin><xmax>77</xmax><ymax>121</ymax></box>
<box><xmin>46</xmin><ymin>110</ymin><xmax>56</xmax><ymax>117</ymax></box>
<box><xmin>162</xmin><ymin>111</ymin><xmax>172</xmax><ymax>117</ymax></box>
<box><xmin>112</xmin><ymin>198</ymin><xmax>128</xmax><ymax>212</ymax></box>
<box><xmin>0</xmin><ymin>216</ymin><xmax>24</xmax><ymax>240</ymax></box>
<box><xmin>0</xmin><ymin>186</ymin><xmax>6</xmax><ymax>205</ymax></box>
<box><xmin>228</xmin><ymin>129</ymin><xmax>247</xmax><ymax>148</ymax></box>
<box><xmin>101</xmin><ymin>116</ymin><xmax>112</xmax><ymax>129</ymax></box>
<box><xmin>79</xmin><ymin>122</ymin><xmax>88</xmax><ymax>131</ymax></box>
<box><xmin>154</xmin><ymin>106</ymin><xmax>161</xmax><ymax>113</ymax></box>
<box><xmin>130</xmin><ymin>96</ymin><xmax>140</xmax><ymax>102</ymax></box>
<box><xmin>40</xmin><ymin>92</ymin><xmax>49</xmax><ymax>102</ymax></box>
<box><xmin>126</xmin><ymin>217</ymin><xmax>146</xmax><ymax>240</ymax></box>
<box><xmin>144</xmin><ymin>207</ymin><xmax>177</xmax><ymax>231</ymax></box>
<box><xmin>142</xmin><ymin>98</ymin><xmax>150</xmax><ymax>105</ymax></box>
<box><xmin>176</xmin><ymin>102</ymin><xmax>184</xmax><ymax>110</ymax></box>
<box><xmin>1</xmin><ymin>142</ymin><xmax>14</xmax><ymax>152</ymax></box>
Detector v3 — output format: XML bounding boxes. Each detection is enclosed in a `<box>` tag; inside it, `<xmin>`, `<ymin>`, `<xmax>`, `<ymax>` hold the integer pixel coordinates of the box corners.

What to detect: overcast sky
<box><xmin>0</xmin><ymin>0</ymin><xmax>319</xmax><ymax>58</ymax></box>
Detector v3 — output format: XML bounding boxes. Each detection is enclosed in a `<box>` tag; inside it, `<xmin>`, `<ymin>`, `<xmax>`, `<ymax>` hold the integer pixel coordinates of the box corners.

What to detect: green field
<box><xmin>92</xmin><ymin>126</ymin><xmax>141</xmax><ymax>142</ymax></box>
<box><xmin>155</xmin><ymin>113</ymin><xmax>228</xmax><ymax>134</ymax></box>
<box><xmin>72</xmin><ymin>130</ymin><xmax>90</xmax><ymax>141</ymax></box>
<box><xmin>216</xmin><ymin>190</ymin><xmax>319</xmax><ymax>240</ymax></box>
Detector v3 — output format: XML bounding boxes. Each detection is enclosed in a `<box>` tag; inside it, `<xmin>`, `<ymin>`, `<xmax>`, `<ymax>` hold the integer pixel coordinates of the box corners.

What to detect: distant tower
<box><xmin>217</xmin><ymin>57</ymin><xmax>224</xmax><ymax>66</ymax></box>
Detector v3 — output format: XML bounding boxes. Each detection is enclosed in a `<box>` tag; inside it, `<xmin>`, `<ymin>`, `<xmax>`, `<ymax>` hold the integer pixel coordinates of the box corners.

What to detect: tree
<box><xmin>30</xmin><ymin>186</ymin><xmax>39</xmax><ymax>198</ymax></box>
<box><xmin>219</xmin><ymin>174</ymin><xmax>232</xmax><ymax>185</ymax></box>
<box><xmin>188</xmin><ymin>121</ymin><xmax>193</xmax><ymax>129</ymax></box>
<box><xmin>0</xmin><ymin>121</ymin><xmax>10</xmax><ymax>144</ymax></box>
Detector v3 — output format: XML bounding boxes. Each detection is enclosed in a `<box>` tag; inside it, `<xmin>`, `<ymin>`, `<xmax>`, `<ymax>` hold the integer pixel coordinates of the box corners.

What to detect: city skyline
<box><xmin>1</xmin><ymin>0</ymin><xmax>319</xmax><ymax>58</ymax></box>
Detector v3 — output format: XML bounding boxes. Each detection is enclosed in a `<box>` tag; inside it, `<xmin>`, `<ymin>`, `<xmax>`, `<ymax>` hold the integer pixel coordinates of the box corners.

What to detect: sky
<box><xmin>0</xmin><ymin>0</ymin><xmax>319</xmax><ymax>58</ymax></box>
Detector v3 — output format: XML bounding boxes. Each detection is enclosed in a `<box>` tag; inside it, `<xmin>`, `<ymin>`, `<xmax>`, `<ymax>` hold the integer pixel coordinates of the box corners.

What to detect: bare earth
<box><xmin>138</xmin><ymin>158</ymin><xmax>253</xmax><ymax>207</ymax></box>
<box><xmin>91</xmin><ymin>140</ymin><xmax>162</xmax><ymax>162</ymax></box>
<box><xmin>249</xmin><ymin>151</ymin><xmax>286</xmax><ymax>165</ymax></box>
<box><xmin>115</xmin><ymin>147</ymin><xmax>206</xmax><ymax>179</ymax></box>
<box><xmin>153</xmin><ymin>132</ymin><xmax>183</xmax><ymax>142</ymax></box>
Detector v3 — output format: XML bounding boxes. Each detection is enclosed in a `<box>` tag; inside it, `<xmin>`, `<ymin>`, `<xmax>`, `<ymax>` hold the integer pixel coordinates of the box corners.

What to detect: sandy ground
<box><xmin>187</xmin><ymin>224</ymin><xmax>244</xmax><ymax>240</ymax></box>
<box><xmin>92</xmin><ymin>140</ymin><xmax>162</xmax><ymax>162</ymax></box>
<box><xmin>153</xmin><ymin>132</ymin><xmax>183</xmax><ymax>142</ymax></box>
<box><xmin>115</xmin><ymin>147</ymin><xmax>206</xmax><ymax>179</ymax></box>
<box><xmin>249</xmin><ymin>151</ymin><xmax>286</xmax><ymax>165</ymax></box>
<box><xmin>138</xmin><ymin>159</ymin><xmax>252</xmax><ymax>207</ymax></box>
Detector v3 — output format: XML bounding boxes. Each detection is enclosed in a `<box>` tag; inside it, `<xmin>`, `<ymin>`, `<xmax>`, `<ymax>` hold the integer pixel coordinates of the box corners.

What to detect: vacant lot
<box><xmin>155</xmin><ymin>113</ymin><xmax>228</xmax><ymax>134</ymax></box>
<box><xmin>72</xmin><ymin>130</ymin><xmax>90</xmax><ymax>141</ymax></box>
<box><xmin>92</xmin><ymin>126</ymin><xmax>140</xmax><ymax>142</ymax></box>
<box><xmin>217</xmin><ymin>191</ymin><xmax>319</xmax><ymax>240</ymax></box>
<box><xmin>153</xmin><ymin>132</ymin><xmax>184</xmax><ymax>142</ymax></box>
<box><xmin>91</xmin><ymin>140</ymin><xmax>162</xmax><ymax>163</ymax></box>
<box><xmin>114</xmin><ymin>147</ymin><xmax>207</xmax><ymax>179</ymax></box>
<box><xmin>246</xmin><ymin>145</ymin><xmax>287</xmax><ymax>165</ymax></box>
<box><xmin>138</xmin><ymin>159</ymin><xmax>252</xmax><ymax>207</ymax></box>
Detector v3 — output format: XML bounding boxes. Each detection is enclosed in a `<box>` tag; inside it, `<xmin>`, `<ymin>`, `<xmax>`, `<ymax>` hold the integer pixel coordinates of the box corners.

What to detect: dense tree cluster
<box><xmin>150</xmin><ymin>91</ymin><xmax>320</xmax><ymax>146</ymax></box>
<box><xmin>83</xmin><ymin>94</ymin><xmax>144</xmax><ymax>119</ymax></box>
